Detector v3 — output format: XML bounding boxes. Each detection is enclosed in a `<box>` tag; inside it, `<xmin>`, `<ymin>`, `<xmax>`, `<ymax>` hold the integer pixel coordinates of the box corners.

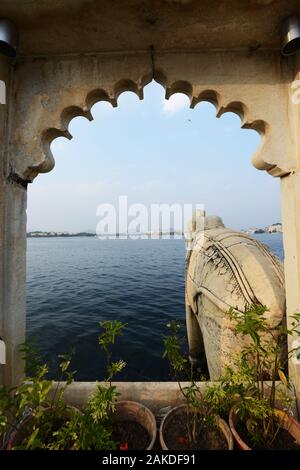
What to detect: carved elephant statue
<box><xmin>185</xmin><ymin>212</ymin><xmax>285</xmax><ymax>380</ymax></box>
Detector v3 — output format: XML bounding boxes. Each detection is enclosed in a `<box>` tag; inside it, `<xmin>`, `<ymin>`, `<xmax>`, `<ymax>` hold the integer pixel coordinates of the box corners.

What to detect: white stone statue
<box><xmin>185</xmin><ymin>211</ymin><xmax>285</xmax><ymax>380</ymax></box>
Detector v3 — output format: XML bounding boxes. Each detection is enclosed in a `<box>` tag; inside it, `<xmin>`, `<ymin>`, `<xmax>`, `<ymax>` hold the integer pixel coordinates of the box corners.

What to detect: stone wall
<box><xmin>0</xmin><ymin>55</ymin><xmax>10</xmax><ymax>385</ymax></box>
<box><xmin>0</xmin><ymin>3</ymin><xmax>300</xmax><ymax>409</ymax></box>
<box><xmin>0</xmin><ymin>56</ymin><xmax>27</xmax><ymax>386</ymax></box>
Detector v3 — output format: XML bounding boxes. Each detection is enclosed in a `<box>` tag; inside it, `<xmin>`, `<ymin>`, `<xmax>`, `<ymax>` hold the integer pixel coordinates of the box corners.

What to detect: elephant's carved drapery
<box><xmin>185</xmin><ymin>215</ymin><xmax>285</xmax><ymax>379</ymax></box>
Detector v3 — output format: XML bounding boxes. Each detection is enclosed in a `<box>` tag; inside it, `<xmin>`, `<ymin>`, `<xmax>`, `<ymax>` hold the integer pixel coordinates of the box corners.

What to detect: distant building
<box><xmin>244</xmin><ymin>223</ymin><xmax>282</xmax><ymax>235</ymax></box>
<box><xmin>266</xmin><ymin>223</ymin><xmax>282</xmax><ymax>233</ymax></box>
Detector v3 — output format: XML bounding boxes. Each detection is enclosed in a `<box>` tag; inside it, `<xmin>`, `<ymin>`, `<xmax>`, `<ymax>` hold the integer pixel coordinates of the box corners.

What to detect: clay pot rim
<box><xmin>229</xmin><ymin>404</ymin><xmax>300</xmax><ymax>450</ymax></box>
<box><xmin>114</xmin><ymin>400</ymin><xmax>157</xmax><ymax>450</ymax></box>
<box><xmin>229</xmin><ymin>404</ymin><xmax>252</xmax><ymax>450</ymax></box>
<box><xmin>159</xmin><ymin>403</ymin><xmax>234</xmax><ymax>450</ymax></box>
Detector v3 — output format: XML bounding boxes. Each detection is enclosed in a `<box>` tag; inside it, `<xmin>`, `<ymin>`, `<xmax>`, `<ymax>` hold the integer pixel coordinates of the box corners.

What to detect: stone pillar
<box><xmin>0</xmin><ymin>54</ymin><xmax>9</xmax><ymax>386</ymax></box>
<box><xmin>281</xmin><ymin>54</ymin><xmax>300</xmax><ymax>407</ymax></box>
<box><xmin>0</xmin><ymin>55</ymin><xmax>27</xmax><ymax>387</ymax></box>
<box><xmin>2</xmin><ymin>181</ymin><xmax>27</xmax><ymax>387</ymax></box>
<box><xmin>281</xmin><ymin>173</ymin><xmax>300</xmax><ymax>405</ymax></box>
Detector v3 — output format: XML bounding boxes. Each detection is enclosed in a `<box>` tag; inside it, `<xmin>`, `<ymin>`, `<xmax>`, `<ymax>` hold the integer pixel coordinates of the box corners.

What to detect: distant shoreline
<box><xmin>27</xmin><ymin>223</ymin><xmax>282</xmax><ymax>238</ymax></box>
<box><xmin>27</xmin><ymin>232</ymin><xmax>96</xmax><ymax>238</ymax></box>
<box><xmin>27</xmin><ymin>230</ymin><xmax>282</xmax><ymax>239</ymax></box>
<box><xmin>27</xmin><ymin>232</ymin><xmax>185</xmax><ymax>238</ymax></box>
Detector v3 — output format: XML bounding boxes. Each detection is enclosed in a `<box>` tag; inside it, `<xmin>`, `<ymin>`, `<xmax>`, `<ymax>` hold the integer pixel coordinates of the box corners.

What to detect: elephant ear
<box><xmin>227</xmin><ymin>236</ymin><xmax>284</xmax><ymax>328</ymax></box>
<box><xmin>186</xmin><ymin>226</ymin><xmax>285</xmax><ymax>327</ymax></box>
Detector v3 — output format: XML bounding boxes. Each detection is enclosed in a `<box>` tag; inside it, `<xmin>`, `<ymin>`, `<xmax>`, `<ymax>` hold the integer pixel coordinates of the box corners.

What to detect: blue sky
<box><xmin>27</xmin><ymin>81</ymin><xmax>281</xmax><ymax>232</ymax></box>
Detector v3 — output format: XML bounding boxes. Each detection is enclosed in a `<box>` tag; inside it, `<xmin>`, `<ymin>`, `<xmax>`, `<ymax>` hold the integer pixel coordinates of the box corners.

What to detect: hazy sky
<box><xmin>27</xmin><ymin>81</ymin><xmax>281</xmax><ymax>233</ymax></box>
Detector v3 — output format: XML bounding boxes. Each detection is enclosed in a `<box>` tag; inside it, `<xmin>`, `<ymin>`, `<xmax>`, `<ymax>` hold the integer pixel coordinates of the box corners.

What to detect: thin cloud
<box><xmin>163</xmin><ymin>93</ymin><xmax>190</xmax><ymax>114</ymax></box>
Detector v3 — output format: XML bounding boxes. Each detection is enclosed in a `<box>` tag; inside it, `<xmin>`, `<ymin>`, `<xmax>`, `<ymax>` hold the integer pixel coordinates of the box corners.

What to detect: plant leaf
<box><xmin>278</xmin><ymin>369</ymin><xmax>289</xmax><ymax>387</ymax></box>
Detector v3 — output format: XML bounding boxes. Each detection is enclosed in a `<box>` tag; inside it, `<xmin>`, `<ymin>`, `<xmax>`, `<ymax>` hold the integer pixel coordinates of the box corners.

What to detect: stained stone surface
<box><xmin>185</xmin><ymin>213</ymin><xmax>285</xmax><ymax>379</ymax></box>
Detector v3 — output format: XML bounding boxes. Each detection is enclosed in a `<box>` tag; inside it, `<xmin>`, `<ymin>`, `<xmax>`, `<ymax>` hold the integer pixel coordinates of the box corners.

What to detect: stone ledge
<box><xmin>51</xmin><ymin>381</ymin><xmax>298</xmax><ymax>418</ymax></box>
<box><xmin>52</xmin><ymin>381</ymin><xmax>200</xmax><ymax>414</ymax></box>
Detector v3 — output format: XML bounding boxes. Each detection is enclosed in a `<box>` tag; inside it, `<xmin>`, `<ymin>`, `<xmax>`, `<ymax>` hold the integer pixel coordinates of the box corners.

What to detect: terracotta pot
<box><xmin>228</xmin><ymin>405</ymin><xmax>252</xmax><ymax>450</ymax></box>
<box><xmin>6</xmin><ymin>405</ymin><xmax>81</xmax><ymax>450</ymax></box>
<box><xmin>229</xmin><ymin>405</ymin><xmax>300</xmax><ymax>450</ymax></box>
<box><xmin>159</xmin><ymin>404</ymin><xmax>234</xmax><ymax>450</ymax></box>
<box><xmin>6</xmin><ymin>414</ymin><xmax>33</xmax><ymax>450</ymax></box>
<box><xmin>112</xmin><ymin>400</ymin><xmax>157</xmax><ymax>450</ymax></box>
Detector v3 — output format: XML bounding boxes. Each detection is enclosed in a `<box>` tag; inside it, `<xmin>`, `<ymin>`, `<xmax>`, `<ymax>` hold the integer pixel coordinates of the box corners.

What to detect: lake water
<box><xmin>26</xmin><ymin>233</ymin><xmax>284</xmax><ymax>381</ymax></box>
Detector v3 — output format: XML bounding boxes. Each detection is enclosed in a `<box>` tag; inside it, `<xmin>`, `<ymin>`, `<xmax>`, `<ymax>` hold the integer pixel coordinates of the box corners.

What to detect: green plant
<box><xmin>163</xmin><ymin>320</ymin><xmax>217</xmax><ymax>448</ymax></box>
<box><xmin>1</xmin><ymin>321</ymin><xmax>128</xmax><ymax>450</ymax></box>
<box><xmin>0</xmin><ymin>386</ymin><xmax>17</xmax><ymax>442</ymax></box>
<box><xmin>205</xmin><ymin>305</ymin><xmax>300</xmax><ymax>448</ymax></box>
<box><xmin>51</xmin><ymin>320</ymin><xmax>126</xmax><ymax>450</ymax></box>
<box><xmin>0</xmin><ymin>342</ymin><xmax>77</xmax><ymax>450</ymax></box>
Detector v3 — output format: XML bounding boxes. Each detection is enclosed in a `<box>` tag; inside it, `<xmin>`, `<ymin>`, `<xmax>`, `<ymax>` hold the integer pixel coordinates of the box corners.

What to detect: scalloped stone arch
<box><xmin>39</xmin><ymin>78</ymin><xmax>272</xmax><ymax>183</ymax></box>
<box><xmin>3</xmin><ymin>48</ymin><xmax>300</xmax><ymax>397</ymax></box>
<box><xmin>8</xmin><ymin>52</ymin><xmax>295</xmax><ymax>183</ymax></box>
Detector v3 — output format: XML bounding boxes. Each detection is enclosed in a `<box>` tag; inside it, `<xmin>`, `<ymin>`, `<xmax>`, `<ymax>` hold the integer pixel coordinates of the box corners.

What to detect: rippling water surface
<box><xmin>26</xmin><ymin>233</ymin><xmax>283</xmax><ymax>380</ymax></box>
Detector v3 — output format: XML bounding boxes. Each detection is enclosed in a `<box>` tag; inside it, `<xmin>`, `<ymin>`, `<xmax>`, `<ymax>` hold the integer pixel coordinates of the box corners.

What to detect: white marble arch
<box><xmin>0</xmin><ymin>43</ymin><xmax>300</xmax><ymax>411</ymax></box>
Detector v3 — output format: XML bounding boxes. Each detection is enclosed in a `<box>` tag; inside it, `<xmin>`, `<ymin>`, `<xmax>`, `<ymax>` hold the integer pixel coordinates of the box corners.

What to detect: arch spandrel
<box><xmin>8</xmin><ymin>51</ymin><xmax>295</xmax><ymax>182</ymax></box>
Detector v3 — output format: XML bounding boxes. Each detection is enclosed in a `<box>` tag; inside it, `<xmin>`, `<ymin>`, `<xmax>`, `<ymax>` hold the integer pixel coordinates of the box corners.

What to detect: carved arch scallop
<box><xmin>8</xmin><ymin>52</ymin><xmax>294</xmax><ymax>183</ymax></box>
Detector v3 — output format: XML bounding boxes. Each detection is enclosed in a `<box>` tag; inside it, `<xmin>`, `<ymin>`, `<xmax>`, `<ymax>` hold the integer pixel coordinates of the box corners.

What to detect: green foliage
<box><xmin>59</xmin><ymin>413</ymin><xmax>117</xmax><ymax>451</ymax></box>
<box><xmin>286</xmin><ymin>312</ymin><xmax>300</xmax><ymax>362</ymax></box>
<box><xmin>49</xmin><ymin>320</ymin><xmax>127</xmax><ymax>450</ymax></box>
<box><xmin>0</xmin><ymin>386</ymin><xmax>16</xmax><ymax>435</ymax></box>
<box><xmin>163</xmin><ymin>308</ymin><xmax>300</xmax><ymax>448</ymax></box>
<box><xmin>1</xmin><ymin>320</ymin><xmax>127</xmax><ymax>450</ymax></box>
<box><xmin>98</xmin><ymin>320</ymin><xmax>125</xmax><ymax>353</ymax></box>
<box><xmin>162</xmin><ymin>320</ymin><xmax>217</xmax><ymax>448</ymax></box>
<box><xmin>10</xmin><ymin>350</ymin><xmax>76</xmax><ymax>450</ymax></box>
<box><xmin>19</xmin><ymin>337</ymin><xmax>43</xmax><ymax>377</ymax></box>
<box><xmin>204</xmin><ymin>376</ymin><xmax>232</xmax><ymax>418</ymax></box>
<box><xmin>163</xmin><ymin>321</ymin><xmax>188</xmax><ymax>376</ymax></box>
<box><xmin>87</xmin><ymin>384</ymin><xmax>118</xmax><ymax>424</ymax></box>
<box><xmin>205</xmin><ymin>304</ymin><xmax>300</xmax><ymax>448</ymax></box>
<box><xmin>48</xmin><ymin>393</ymin><xmax>118</xmax><ymax>451</ymax></box>
<box><xmin>98</xmin><ymin>320</ymin><xmax>126</xmax><ymax>384</ymax></box>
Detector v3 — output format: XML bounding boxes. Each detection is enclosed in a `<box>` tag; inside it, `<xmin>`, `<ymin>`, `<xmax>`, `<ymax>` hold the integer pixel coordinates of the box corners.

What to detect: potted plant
<box><xmin>1</xmin><ymin>343</ymin><xmax>80</xmax><ymax>450</ymax></box>
<box><xmin>97</xmin><ymin>320</ymin><xmax>156</xmax><ymax>450</ymax></box>
<box><xmin>207</xmin><ymin>305</ymin><xmax>300</xmax><ymax>450</ymax></box>
<box><xmin>51</xmin><ymin>320</ymin><xmax>156</xmax><ymax>450</ymax></box>
<box><xmin>160</xmin><ymin>321</ymin><xmax>233</xmax><ymax>450</ymax></box>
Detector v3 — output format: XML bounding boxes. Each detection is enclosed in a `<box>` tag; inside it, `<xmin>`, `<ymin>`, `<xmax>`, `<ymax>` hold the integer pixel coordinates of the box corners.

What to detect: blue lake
<box><xmin>26</xmin><ymin>233</ymin><xmax>284</xmax><ymax>381</ymax></box>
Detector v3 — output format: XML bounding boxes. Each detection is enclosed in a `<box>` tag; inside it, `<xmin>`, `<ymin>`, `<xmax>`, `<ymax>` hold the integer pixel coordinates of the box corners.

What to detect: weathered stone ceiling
<box><xmin>0</xmin><ymin>0</ymin><xmax>299</xmax><ymax>56</ymax></box>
